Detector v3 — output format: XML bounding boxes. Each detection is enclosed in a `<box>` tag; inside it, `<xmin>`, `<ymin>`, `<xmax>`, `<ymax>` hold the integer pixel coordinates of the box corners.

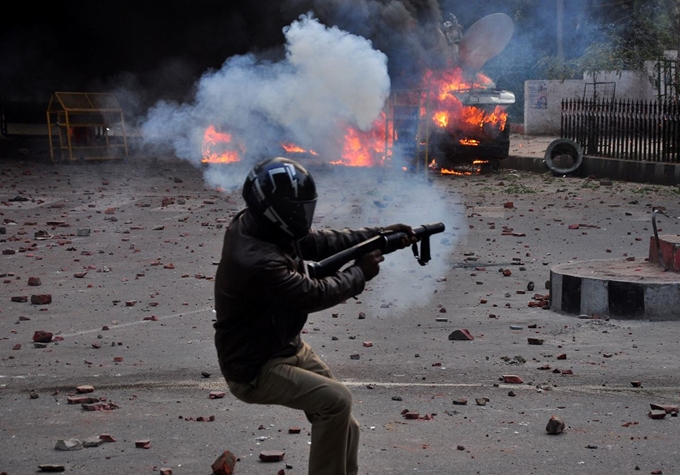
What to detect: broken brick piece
<box><xmin>30</xmin><ymin>294</ymin><xmax>52</xmax><ymax>305</ymax></box>
<box><xmin>11</xmin><ymin>296</ymin><xmax>28</xmax><ymax>302</ymax></box>
<box><xmin>135</xmin><ymin>439</ymin><xmax>151</xmax><ymax>449</ymax></box>
<box><xmin>159</xmin><ymin>469</ymin><xmax>173</xmax><ymax>475</ymax></box>
<box><xmin>211</xmin><ymin>450</ymin><xmax>237</xmax><ymax>475</ymax></box>
<box><xmin>76</xmin><ymin>385</ymin><xmax>95</xmax><ymax>393</ymax></box>
<box><xmin>527</xmin><ymin>338</ymin><xmax>544</xmax><ymax>345</ymax></box>
<box><xmin>452</xmin><ymin>398</ymin><xmax>467</xmax><ymax>405</ymax></box>
<box><xmin>209</xmin><ymin>391</ymin><xmax>226</xmax><ymax>399</ymax></box>
<box><xmin>27</xmin><ymin>276</ymin><xmax>41</xmax><ymax>286</ymax></box>
<box><xmin>448</xmin><ymin>329</ymin><xmax>474</xmax><ymax>341</ymax></box>
<box><xmin>259</xmin><ymin>450</ymin><xmax>285</xmax><ymax>462</ymax></box>
<box><xmin>32</xmin><ymin>331</ymin><xmax>53</xmax><ymax>343</ymax></box>
<box><xmin>650</xmin><ymin>403</ymin><xmax>679</xmax><ymax>414</ymax></box>
<box><xmin>288</xmin><ymin>426</ymin><xmax>302</xmax><ymax>434</ymax></box>
<box><xmin>99</xmin><ymin>434</ymin><xmax>116</xmax><ymax>443</ymax></box>
<box><xmin>67</xmin><ymin>395</ymin><xmax>97</xmax><ymax>404</ymax></box>
<box><xmin>648</xmin><ymin>410</ymin><xmax>667</xmax><ymax>420</ymax></box>
<box><xmin>502</xmin><ymin>375</ymin><xmax>523</xmax><ymax>384</ymax></box>
<box><xmin>402</xmin><ymin>411</ymin><xmax>420</xmax><ymax>420</ymax></box>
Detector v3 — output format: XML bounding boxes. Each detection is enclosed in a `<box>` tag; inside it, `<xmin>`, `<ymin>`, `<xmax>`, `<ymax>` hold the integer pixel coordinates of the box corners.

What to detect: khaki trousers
<box><xmin>227</xmin><ymin>341</ymin><xmax>360</xmax><ymax>475</ymax></box>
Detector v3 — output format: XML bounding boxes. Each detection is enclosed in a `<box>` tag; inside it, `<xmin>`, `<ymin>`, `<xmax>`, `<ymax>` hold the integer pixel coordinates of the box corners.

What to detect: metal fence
<box><xmin>561</xmin><ymin>98</ymin><xmax>680</xmax><ymax>162</ymax></box>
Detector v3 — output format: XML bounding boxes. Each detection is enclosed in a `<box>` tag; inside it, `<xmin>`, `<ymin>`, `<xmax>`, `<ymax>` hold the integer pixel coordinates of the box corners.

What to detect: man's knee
<box><xmin>319</xmin><ymin>380</ymin><xmax>353</xmax><ymax>414</ymax></box>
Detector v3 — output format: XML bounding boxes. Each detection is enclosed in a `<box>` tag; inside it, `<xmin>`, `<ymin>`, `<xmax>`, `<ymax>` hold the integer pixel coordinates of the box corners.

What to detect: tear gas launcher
<box><xmin>307</xmin><ymin>222</ymin><xmax>446</xmax><ymax>279</ymax></box>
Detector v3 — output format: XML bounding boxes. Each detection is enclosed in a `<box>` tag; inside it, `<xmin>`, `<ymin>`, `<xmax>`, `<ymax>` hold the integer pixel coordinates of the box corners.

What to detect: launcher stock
<box><xmin>307</xmin><ymin>222</ymin><xmax>446</xmax><ymax>279</ymax></box>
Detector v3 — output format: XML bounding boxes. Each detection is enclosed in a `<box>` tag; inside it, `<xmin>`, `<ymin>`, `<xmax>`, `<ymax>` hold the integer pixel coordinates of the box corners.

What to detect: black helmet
<box><xmin>242</xmin><ymin>157</ymin><xmax>317</xmax><ymax>240</ymax></box>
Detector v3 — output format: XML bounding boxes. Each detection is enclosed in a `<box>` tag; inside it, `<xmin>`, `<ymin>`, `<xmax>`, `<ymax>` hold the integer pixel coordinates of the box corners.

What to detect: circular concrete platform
<box><xmin>550</xmin><ymin>258</ymin><xmax>680</xmax><ymax>320</ymax></box>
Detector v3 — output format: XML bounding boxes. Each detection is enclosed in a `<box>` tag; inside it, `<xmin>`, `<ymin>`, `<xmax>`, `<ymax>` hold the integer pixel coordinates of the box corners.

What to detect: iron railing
<box><xmin>561</xmin><ymin>98</ymin><xmax>680</xmax><ymax>162</ymax></box>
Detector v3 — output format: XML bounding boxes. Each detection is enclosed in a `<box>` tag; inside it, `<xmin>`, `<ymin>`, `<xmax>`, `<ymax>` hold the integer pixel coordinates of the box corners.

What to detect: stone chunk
<box><xmin>259</xmin><ymin>450</ymin><xmax>285</xmax><ymax>462</ymax></box>
<box><xmin>30</xmin><ymin>294</ymin><xmax>52</xmax><ymax>305</ymax></box>
<box><xmin>650</xmin><ymin>403</ymin><xmax>679</xmax><ymax>414</ymax></box>
<box><xmin>211</xmin><ymin>450</ymin><xmax>237</xmax><ymax>475</ymax></box>
<box><xmin>55</xmin><ymin>438</ymin><xmax>82</xmax><ymax>451</ymax></box>
<box><xmin>546</xmin><ymin>415</ymin><xmax>565</xmax><ymax>435</ymax></box>
<box><xmin>135</xmin><ymin>439</ymin><xmax>151</xmax><ymax>449</ymax></box>
<box><xmin>448</xmin><ymin>329</ymin><xmax>474</xmax><ymax>341</ymax></box>
<box><xmin>38</xmin><ymin>464</ymin><xmax>65</xmax><ymax>472</ymax></box>
<box><xmin>33</xmin><ymin>331</ymin><xmax>53</xmax><ymax>343</ymax></box>
<box><xmin>99</xmin><ymin>434</ymin><xmax>116</xmax><ymax>443</ymax></box>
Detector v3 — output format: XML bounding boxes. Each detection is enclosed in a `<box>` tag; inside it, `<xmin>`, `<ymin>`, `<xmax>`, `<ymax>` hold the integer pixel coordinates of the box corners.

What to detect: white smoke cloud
<box><xmin>139</xmin><ymin>13</ymin><xmax>391</xmax><ymax>191</ymax></box>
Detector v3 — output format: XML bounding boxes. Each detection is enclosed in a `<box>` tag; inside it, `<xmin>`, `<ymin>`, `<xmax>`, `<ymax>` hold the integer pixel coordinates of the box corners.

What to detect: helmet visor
<box><xmin>277</xmin><ymin>197</ymin><xmax>317</xmax><ymax>238</ymax></box>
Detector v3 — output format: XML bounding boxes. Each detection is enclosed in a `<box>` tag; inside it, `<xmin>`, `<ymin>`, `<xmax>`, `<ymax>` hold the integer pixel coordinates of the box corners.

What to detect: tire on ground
<box><xmin>544</xmin><ymin>138</ymin><xmax>583</xmax><ymax>175</ymax></box>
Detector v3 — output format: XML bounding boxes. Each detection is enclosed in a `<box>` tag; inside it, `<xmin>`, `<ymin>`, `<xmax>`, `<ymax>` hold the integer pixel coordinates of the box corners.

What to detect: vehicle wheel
<box><xmin>544</xmin><ymin>138</ymin><xmax>583</xmax><ymax>176</ymax></box>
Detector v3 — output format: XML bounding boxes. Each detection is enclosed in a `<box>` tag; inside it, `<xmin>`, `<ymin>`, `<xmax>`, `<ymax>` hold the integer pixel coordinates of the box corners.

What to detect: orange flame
<box><xmin>331</xmin><ymin>115</ymin><xmax>387</xmax><ymax>167</ymax></box>
<box><xmin>201</xmin><ymin>125</ymin><xmax>244</xmax><ymax>163</ymax></box>
<box><xmin>424</xmin><ymin>68</ymin><xmax>508</xmax><ymax>134</ymax></box>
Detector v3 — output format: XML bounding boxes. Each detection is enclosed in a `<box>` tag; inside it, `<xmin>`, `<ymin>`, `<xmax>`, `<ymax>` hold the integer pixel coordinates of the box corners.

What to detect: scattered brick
<box><xmin>211</xmin><ymin>450</ymin><xmax>237</xmax><ymax>475</ymax></box>
<box><xmin>209</xmin><ymin>391</ymin><xmax>226</xmax><ymax>399</ymax></box>
<box><xmin>502</xmin><ymin>375</ymin><xmax>523</xmax><ymax>384</ymax></box>
<box><xmin>452</xmin><ymin>398</ymin><xmax>467</xmax><ymax>405</ymax></box>
<box><xmin>11</xmin><ymin>296</ymin><xmax>28</xmax><ymax>302</ymax></box>
<box><xmin>402</xmin><ymin>411</ymin><xmax>420</xmax><ymax>420</ymax></box>
<box><xmin>648</xmin><ymin>410</ymin><xmax>667</xmax><ymax>420</ymax></box>
<box><xmin>27</xmin><ymin>276</ymin><xmax>41</xmax><ymax>286</ymax></box>
<box><xmin>135</xmin><ymin>439</ymin><xmax>151</xmax><ymax>449</ymax></box>
<box><xmin>37</xmin><ymin>464</ymin><xmax>66</xmax><ymax>472</ymax></box>
<box><xmin>288</xmin><ymin>426</ymin><xmax>302</xmax><ymax>434</ymax></box>
<box><xmin>362</xmin><ymin>341</ymin><xmax>373</xmax><ymax>347</ymax></box>
<box><xmin>76</xmin><ymin>385</ymin><xmax>95</xmax><ymax>393</ymax></box>
<box><xmin>99</xmin><ymin>434</ymin><xmax>116</xmax><ymax>443</ymax></box>
<box><xmin>448</xmin><ymin>329</ymin><xmax>474</xmax><ymax>341</ymax></box>
<box><xmin>160</xmin><ymin>469</ymin><xmax>172</xmax><ymax>475</ymax></box>
<box><xmin>527</xmin><ymin>338</ymin><xmax>544</xmax><ymax>345</ymax></box>
<box><xmin>259</xmin><ymin>450</ymin><xmax>285</xmax><ymax>462</ymax></box>
<box><xmin>32</xmin><ymin>331</ymin><xmax>53</xmax><ymax>343</ymax></box>
<box><xmin>650</xmin><ymin>403</ymin><xmax>679</xmax><ymax>414</ymax></box>
<box><xmin>30</xmin><ymin>294</ymin><xmax>52</xmax><ymax>305</ymax></box>
<box><xmin>67</xmin><ymin>395</ymin><xmax>98</xmax><ymax>404</ymax></box>
<box><xmin>12</xmin><ymin>344</ymin><xmax>21</xmax><ymax>350</ymax></box>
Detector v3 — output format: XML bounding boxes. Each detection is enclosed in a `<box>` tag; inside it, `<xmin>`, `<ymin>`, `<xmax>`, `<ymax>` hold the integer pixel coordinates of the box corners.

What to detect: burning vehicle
<box><xmin>198</xmin><ymin>13</ymin><xmax>515</xmax><ymax>175</ymax></box>
<box><xmin>417</xmin><ymin>13</ymin><xmax>516</xmax><ymax>174</ymax></box>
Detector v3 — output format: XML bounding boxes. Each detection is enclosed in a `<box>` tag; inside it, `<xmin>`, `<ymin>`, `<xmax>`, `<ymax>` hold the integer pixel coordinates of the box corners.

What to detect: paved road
<box><xmin>1</xmin><ymin>150</ymin><xmax>679</xmax><ymax>475</ymax></box>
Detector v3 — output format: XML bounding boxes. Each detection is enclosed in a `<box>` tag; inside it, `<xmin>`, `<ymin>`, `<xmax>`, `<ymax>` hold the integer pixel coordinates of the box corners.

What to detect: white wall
<box><xmin>523</xmin><ymin>53</ymin><xmax>676</xmax><ymax>135</ymax></box>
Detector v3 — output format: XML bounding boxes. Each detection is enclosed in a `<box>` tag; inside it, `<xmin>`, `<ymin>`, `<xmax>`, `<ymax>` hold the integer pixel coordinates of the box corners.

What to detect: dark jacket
<box><xmin>214</xmin><ymin>209</ymin><xmax>380</xmax><ymax>383</ymax></box>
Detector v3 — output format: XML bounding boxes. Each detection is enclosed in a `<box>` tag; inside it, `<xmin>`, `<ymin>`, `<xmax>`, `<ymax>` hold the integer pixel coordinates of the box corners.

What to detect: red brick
<box><xmin>30</xmin><ymin>294</ymin><xmax>52</xmax><ymax>305</ymax></box>
<box><xmin>211</xmin><ymin>450</ymin><xmax>237</xmax><ymax>475</ymax></box>
<box><xmin>259</xmin><ymin>450</ymin><xmax>285</xmax><ymax>462</ymax></box>
<box><xmin>448</xmin><ymin>329</ymin><xmax>474</xmax><ymax>341</ymax></box>
<box><xmin>32</xmin><ymin>331</ymin><xmax>53</xmax><ymax>343</ymax></box>
<box><xmin>502</xmin><ymin>375</ymin><xmax>523</xmax><ymax>384</ymax></box>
